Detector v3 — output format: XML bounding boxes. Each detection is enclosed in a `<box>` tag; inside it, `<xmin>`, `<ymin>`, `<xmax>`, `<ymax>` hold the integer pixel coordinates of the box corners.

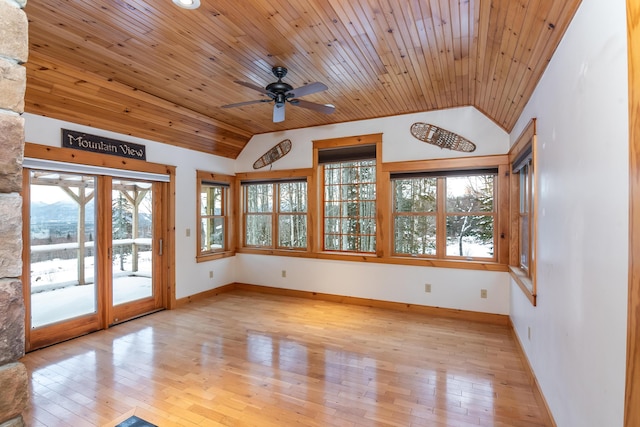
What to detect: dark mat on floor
<box><xmin>116</xmin><ymin>415</ymin><xmax>158</xmax><ymax>427</ymax></box>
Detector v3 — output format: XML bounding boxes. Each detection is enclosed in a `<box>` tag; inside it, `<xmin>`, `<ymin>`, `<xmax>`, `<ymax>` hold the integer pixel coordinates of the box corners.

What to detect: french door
<box><xmin>107</xmin><ymin>177</ymin><xmax>163</xmax><ymax>325</ymax></box>
<box><xmin>24</xmin><ymin>168</ymin><xmax>168</xmax><ymax>351</ymax></box>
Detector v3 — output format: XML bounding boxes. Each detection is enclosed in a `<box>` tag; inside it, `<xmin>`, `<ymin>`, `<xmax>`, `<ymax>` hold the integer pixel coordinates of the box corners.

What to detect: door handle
<box><xmin>158</xmin><ymin>238</ymin><xmax>163</xmax><ymax>256</ymax></box>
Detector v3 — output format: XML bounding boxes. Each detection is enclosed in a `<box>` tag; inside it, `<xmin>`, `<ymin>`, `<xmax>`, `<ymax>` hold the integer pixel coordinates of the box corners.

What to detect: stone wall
<box><xmin>0</xmin><ymin>0</ymin><xmax>28</xmax><ymax>425</ymax></box>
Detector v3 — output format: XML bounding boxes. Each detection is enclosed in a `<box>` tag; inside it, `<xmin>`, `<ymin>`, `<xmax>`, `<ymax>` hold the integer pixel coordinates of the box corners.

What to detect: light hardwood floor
<box><xmin>21</xmin><ymin>291</ymin><xmax>549</xmax><ymax>426</ymax></box>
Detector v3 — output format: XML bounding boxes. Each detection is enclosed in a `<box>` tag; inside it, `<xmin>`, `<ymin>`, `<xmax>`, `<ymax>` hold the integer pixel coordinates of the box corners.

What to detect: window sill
<box><xmin>509</xmin><ymin>265</ymin><xmax>536</xmax><ymax>306</ymax></box>
<box><xmin>236</xmin><ymin>247</ymin><xmax>509</xmax><ymax>272</ymax></box>
<box><xmin>390</xmin><ymin>256</ymin><xmax>507</xmax><ymax>271</ymax></box>
<box><xmin>196</xmin><ymin>250</ymin><xmax>235</xmax><ymax>263</ymax></box>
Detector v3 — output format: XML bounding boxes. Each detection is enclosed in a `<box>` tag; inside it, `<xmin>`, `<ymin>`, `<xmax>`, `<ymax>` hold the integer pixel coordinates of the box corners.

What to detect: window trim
<box><xmin>314</xmin><ymin>134</ymin><xmax>383</xmax><ymax>256</ymax></box>
<box><xmin>508</xmin><ymin>119</ymin><xmax>537</xmax><ymax>306</ymax></box>
<box><xmin>382</xmin><ymin>154</ymin><xmax>509</xmax><ymax>265</ymax></box>
<box><xmin>390</xmin><ymin>169</ymin><xmax>499</xmax><ymax>261</ymax></box>
<box><xmin>322</xmin><ymin>158</ymin><xmax>377</xmax><ymax>254</ymax></box>
<box><xmin>236</xmin><ymin>169</ymin><xmax>313</xmax><ymax>253</ymax></box>
<box><xmin>196</xmin><ymin>171</ymin><xmax>235</xmax><ymax>262</ymax></box>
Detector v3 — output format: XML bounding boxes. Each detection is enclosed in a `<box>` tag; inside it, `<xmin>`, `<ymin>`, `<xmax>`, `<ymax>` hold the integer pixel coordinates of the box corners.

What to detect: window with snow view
<box><xmin>391</xmin><ymin>171</ymin><xmax>496</xmax><ymax>260</ymax></box>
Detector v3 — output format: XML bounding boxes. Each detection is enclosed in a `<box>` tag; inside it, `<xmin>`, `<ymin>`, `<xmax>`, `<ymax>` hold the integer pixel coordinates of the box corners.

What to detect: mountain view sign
<box><xmin>62</xmin><ymin>129</ymin><xmax>146</xmax><ymax>161</ymax></box>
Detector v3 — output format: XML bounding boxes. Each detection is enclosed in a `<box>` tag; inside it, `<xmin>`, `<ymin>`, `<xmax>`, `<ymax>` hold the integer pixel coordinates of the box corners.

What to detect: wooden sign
<box><xmin>253</xmin><ymin>139</ymin><xmax>292</xmax><ymax>169</ymax></box>
<box><xmin>62</xmin><ymin>129</ymin><xmax>147</xmax><ymax>160</ymax></box>
<box><xmin>410</xmin><ymin>123</ymin><xmax>476</xmax><ymax>152</ymax></box>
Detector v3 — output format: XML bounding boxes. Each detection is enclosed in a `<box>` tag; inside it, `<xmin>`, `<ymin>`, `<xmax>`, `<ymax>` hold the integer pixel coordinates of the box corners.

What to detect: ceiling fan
<box><xmin>221</xmin><ymin>66</ymin><xmax>335</xmax><ymax>123</ymax></box>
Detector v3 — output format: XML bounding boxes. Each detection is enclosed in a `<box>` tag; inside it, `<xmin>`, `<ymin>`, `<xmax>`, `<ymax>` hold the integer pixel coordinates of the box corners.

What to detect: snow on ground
<box><xmin>30</xmin><ymin>253</ymin><xmax>152</xmax><ymax>328</ymax></box>
<box><xmin>31</xmin><ymin>276</ymin><xmax>152</xmax><ymax>328</ymax></box>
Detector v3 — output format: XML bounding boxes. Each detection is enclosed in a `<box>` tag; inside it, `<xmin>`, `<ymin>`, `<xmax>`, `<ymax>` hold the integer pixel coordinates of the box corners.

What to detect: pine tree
<box><xmin>112</xmin><ymin>191</ymin><xmax>133</xmax><ymax>271</ymax></box>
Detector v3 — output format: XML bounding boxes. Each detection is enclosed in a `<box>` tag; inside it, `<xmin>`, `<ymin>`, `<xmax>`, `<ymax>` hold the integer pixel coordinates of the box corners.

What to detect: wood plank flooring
<box><xmin>21</xmin><ymin>290</ymin><xmax>549</xmax><ymax>426</ymax></box>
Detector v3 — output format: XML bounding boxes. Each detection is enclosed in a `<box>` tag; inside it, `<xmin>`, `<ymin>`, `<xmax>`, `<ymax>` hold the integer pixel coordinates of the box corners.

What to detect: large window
<box><xmin>197</xmin><ymin>171</ymin><xmax>233</xmax><ymax>261</ymax></box>
<box><xmin>243</xmin><ymin>180</ymin><xmax>307</xmax><ymax>249</ymax></box>
<box><xmin>323</xmin><ymin>159</ymin><xmax>376</xmax><ymax>253</ymax></box>
<box><xmin>392</xmin><ymin>171</ymin><xmax>496</xmax><ymax>260</ymax></box>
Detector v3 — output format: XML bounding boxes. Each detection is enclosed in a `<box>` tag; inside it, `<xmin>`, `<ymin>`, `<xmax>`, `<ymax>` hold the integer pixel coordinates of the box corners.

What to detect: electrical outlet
<box><xmin>480</xmin><ymin>289</ymin><xmax>488</xmax><ymax>299</ymax></box>
<box><xmin>209</xmin><ymin>270</ymin><xmax>213</xmax><ymax>279</ymax></box>
<box><xmin>186</xmin><ymin>228</ymin><xmax>191</xmax><ymax>237</ymax></box>
<box><xmin>281</xmin><ymin>270</ymin><xmax>286</xmax><ymax>278</ymax></box>
<box><xmin>424</xmin><ymin>283</ymin><xmax>432</xmax><ymax>293</ymax></box>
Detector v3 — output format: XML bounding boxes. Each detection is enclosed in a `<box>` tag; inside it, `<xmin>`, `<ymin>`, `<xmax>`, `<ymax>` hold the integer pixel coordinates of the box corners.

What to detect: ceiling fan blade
<box><xmin>286</xmin><ymin>82</ymin><xmax>328</xmax><ymax>98</ymax></box>
<box><xmin>221</xmin><ymin>99</ymin><xmax>271</xmax><ymax>109</ymax></box>
<box><xmin>289</xmin><ymin>99</ymin><xmax>335</xmax><ymax>115</ymax></box>
<box><xmin>273</xmin><ymin>103</ymin><xmax>285</xmax><ymax>123</ymax></box>
<box><xmin>233</xmin><ymin>80</ymin><xmax>272</xmax><ymax>96</ymax></box>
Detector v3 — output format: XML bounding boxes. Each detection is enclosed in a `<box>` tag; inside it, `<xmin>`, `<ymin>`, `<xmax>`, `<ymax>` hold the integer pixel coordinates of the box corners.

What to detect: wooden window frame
<box><xmin>276</xmin><ymin>181</ymin><xmax>309</xmax><ymax>250</ymax></box>
<box><xmin>236</xmin><ymin>169</ymin><xmax>313</xmax><ymax>254</ymax></box>
<box><xmin>196</xmin><ymin>171</ymin><xmax>235</xmax><ymax>262</ymax></box>
<box><xmin>444</xmin><ymin>173</ymin><xmax>497</xmax><ymax>260</ymax></box>
<box><xmin>391</xmin><ymin>175</ymin><xmax>438</xmax><ymax>257</ymax></box>
<box><xmin>382</xmin><ymin>155</ymin><xmax>510</xmax><ymax>269</ymax></box>
<box><xmin>508</xmin><ymin>119</ymin><xmax>537</xmax><ymax>306</ymax></box>
<box><xmin>390</xmin><ymin>171</ymin><xmax>498</xmax><ymax>261</ymax></box>
<box><xmin>322</xmin><ymin>158</ymin><xmax>377</xmax><ymax>254</ymax></box>
<box><xmin>313</xmin><ymin>134</ymin><xmax>383</xmax><ymax>257</ymax></box>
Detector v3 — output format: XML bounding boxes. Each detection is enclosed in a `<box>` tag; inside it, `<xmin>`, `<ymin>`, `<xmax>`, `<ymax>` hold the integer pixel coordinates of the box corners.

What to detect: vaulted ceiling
<box><xmin>24</xmin><ymin>0</ymin><xmax>581</xmax><ymax>159</ymax></box>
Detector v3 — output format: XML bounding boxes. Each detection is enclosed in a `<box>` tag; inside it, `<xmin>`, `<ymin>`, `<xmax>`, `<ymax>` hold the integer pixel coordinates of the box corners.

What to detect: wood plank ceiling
<box><xmin>24</xmin><ymin>0</ymin><xmax>582</xmax><ymax>159</ymax></box>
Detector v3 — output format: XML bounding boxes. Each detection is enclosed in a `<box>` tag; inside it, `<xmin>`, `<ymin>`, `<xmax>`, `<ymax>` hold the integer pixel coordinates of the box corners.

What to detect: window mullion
<box><xmin>273</xmin><ymin>183</ymin><xmax>279</xmax><ymax>249</ymax></box>
<box><xmin>436</xmin><ymin>177</ymin><xmax>447</xmax><ymax>256</ymax></box>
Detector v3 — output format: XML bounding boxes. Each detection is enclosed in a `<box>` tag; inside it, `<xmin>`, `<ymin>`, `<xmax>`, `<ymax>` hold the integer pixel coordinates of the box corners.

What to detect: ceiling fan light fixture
<box><xmin>172</xmin><ymin>0</ymin><xmax>200</xmax><ymax>9</ymax></box>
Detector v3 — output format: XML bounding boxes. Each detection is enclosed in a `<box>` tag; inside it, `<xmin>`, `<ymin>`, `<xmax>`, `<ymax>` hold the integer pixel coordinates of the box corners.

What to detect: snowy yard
<box><xmin>30</xmin><ymin>253</ymin><xmax>152</xmax><ymax>328</ymax></box>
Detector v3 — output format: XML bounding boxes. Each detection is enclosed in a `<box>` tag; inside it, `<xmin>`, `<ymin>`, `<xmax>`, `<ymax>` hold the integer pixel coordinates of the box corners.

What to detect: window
<box><xmin>518</xmin><ymin>160</ymin><xmax>533</xmax><ymax>272</ymax></box>
<box><xmin>509</xmin><ymin>119</ymin><xmax>537</xmax><ymax>305</ymax></box>
<box><xmin>243</xmin><ymin>180</ymin><xmax>307</xmax><ymax>249</ymax></box>
<box><xmin>318</xmin><ymin>141</ymin><xmax>377</xmax><ymax>253</ymax></box>
<box><xmin>278</xmin><ymin>181</ymin><xmax>308</xmax><ymax>248</ymax></box>
<box><xmin>200</xmin><ymin>182</ymin><xmax>227</xmax><ymax>252</ymax></box>
<box><xmin>446</xmin><ymin>174</ymin><xmax>495</xmax><ymax>258</ymax></box>
<box><xmin>393</xmin><ymin>176</ymin><xmax>437</xmax><ymax>255</ymax></box>
<box><xmin>392</xmin><ymin>171</ymin><xmax>496</xmax><ymax>260</ymax></box>
<box><xmin>197</xmin><ymin>171</ymin><xmax>233</xmax><ymax>261</ymax></box>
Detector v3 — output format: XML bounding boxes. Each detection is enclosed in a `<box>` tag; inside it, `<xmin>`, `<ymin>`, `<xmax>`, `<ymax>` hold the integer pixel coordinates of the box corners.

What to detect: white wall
<box><xmin>236</xmin><ymin>106</ymin><xmax>508</xmax><ymax>171</ymax></box>
<box><xmin>509</xmin><ymin>0</ymin><xmax>628</xmax><ymax>425</ymax></box>
<box><xmin>235</xmin><ymin>106</ymin><xmax>511</xmax><ymax>314</ymax></box>
<box><xmin>236</xmin><ymin>254</ymin><xmax>509</xmax><ymax>314</ymax></box>
<box><xmin>24</xmin><ymin>114</ymin><xmax>237</xmax><ymax>298</ymax></box>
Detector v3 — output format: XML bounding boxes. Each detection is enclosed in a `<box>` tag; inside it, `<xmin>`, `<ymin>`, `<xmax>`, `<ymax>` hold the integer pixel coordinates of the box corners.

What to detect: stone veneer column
<box><xmin>0</xmin><ymin>0</ymin><xmax>28</xmax><ymax>426</ymax></box>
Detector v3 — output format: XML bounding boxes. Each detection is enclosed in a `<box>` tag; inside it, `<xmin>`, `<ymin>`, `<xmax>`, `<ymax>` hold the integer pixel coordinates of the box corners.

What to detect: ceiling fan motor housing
<box><xmin>266</xmin><ymin>66</ymin><xmax>293</xmax><ymax>104</ymax></box>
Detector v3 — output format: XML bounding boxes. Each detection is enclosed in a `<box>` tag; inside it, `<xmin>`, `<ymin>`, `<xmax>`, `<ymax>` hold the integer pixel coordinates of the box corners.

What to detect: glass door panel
<box><xmin>111</xmin><ymin>179</ymin><xmax>154</xmax><ymax>306</ymax></box>
<box><xmin>29</xmin><ymin>171</ymin><xmax>98</xmax><ymax>328</ymax></box>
